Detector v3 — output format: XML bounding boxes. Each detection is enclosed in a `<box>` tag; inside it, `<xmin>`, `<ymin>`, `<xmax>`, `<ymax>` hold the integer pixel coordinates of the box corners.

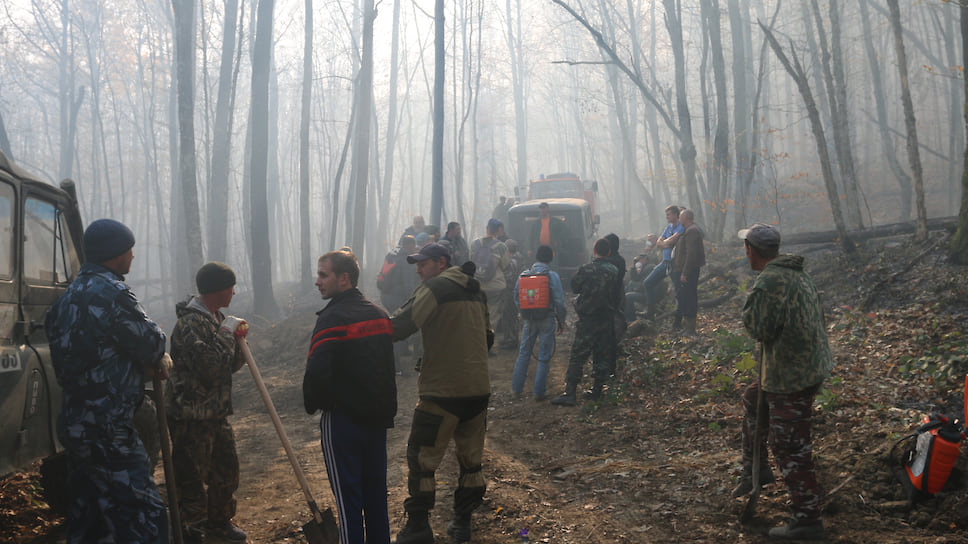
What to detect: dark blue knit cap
<box><xmin>83</xmin><ymin>219</ymin><xmax>135</xmax><ymax>263</ymax></box>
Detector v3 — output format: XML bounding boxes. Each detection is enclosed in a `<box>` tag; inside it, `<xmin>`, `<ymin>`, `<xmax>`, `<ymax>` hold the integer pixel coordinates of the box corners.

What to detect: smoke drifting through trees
<box><xmin>1</xmin><ymin>0</ymin><xmax>966</xmax><ymax>314</ymax></box>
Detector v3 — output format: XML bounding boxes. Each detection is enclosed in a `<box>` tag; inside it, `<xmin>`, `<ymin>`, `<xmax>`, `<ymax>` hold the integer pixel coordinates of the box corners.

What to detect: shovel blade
<box><xmin>303</xmin><ymin>507</ymin><xmax>339</xmax><ymax>544</ymax></box>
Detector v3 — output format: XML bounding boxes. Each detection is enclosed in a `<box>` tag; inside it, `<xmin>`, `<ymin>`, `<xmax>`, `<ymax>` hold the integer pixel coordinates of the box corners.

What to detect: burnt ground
<box><xmin>4</xmin><ymin>229</ymin><xmax>968</xmax><ymax>543</ymax></box>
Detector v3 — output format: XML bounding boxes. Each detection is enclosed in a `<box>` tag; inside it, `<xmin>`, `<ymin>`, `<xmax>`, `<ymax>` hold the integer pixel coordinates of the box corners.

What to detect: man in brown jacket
<box><xmin>673</xmin><ymin>209</ymin><xmax>705</xmax><ymax>337</ymax></box>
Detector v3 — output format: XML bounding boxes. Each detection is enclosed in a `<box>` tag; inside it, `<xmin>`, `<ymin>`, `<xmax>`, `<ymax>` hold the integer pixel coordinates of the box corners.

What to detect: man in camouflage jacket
<box><xmin>45</xmin><ymin>219</ymin><xmax>170</xmax><ymax>544</ymax></box>
<box><xmin>551</xmin><ymin>238</ymin><xmax>619</xmax><ymax>406</ymax></box>
<box><xmin>166</xmin><ymin>262</ymin><xmax>249</xmax><ymax>542</ymax></box>
<box><xmin>735</xmin><ymin>223</ymin><xmax>834</xmax><ymax>541</ymax></box>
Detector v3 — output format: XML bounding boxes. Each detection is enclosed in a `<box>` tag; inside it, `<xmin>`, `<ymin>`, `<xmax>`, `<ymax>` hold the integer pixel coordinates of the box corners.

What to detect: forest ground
<box><xmin>4</xmin><ymin>229</ymin><xmax>968</xmax><ymax>543</ymax></box>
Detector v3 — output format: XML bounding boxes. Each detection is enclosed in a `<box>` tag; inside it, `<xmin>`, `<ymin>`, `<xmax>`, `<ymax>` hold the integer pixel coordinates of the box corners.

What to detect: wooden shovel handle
<box><xmin>240</xmin><ymin>339</ymin><xmax>324</xmax><ymax>524</ymax></box>
<box><xmin>153</xmin><ymin>375</ymin><xmax>184</xmax><ymax>544</ymax></box>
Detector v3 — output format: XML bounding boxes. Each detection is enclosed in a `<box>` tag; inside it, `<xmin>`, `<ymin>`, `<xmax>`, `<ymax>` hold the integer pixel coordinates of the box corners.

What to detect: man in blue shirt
<box><xmin>511</xmin><ymin>245</ymin><xmax>567</xmax><ymax>400</ymax></box>
<box><xmin>45</xmin><ymin>219</ymin><xmax>171</xmax><ymax>544</ymax></box>
<box><xmin>642</xmin><ymin>205</ymin><xmax>684</xmax><ymax>326</ymax></box>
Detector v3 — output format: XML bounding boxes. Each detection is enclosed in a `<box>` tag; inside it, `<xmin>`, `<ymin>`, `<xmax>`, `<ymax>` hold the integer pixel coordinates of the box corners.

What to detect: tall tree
<box><xmin>249</xmin><ymin>0</ymin><xmax>278</xmax><ymax>316</ymax></box>
<box><xmin>952</xmin><ymin>0</ymin><xmax>968</xmax><ymax>263</ymax></box>
<box><xmin>430</xmin><ymin>0</ymin><xmax>445</xmax><ymax>227</ymax></box>
<box><xmin>208</xmin><ymin>0</ymin><xmax>241</xmax><ymax>262</ymax></box>
<box><xmin>701</xmin><ymin>0</ymin><xmax>729</xmax><ymax>239</ymax></box>
<box><xmin>299</xmin><ymin>0</ymin><xmax>313</xmax><ymax>283</ymax></box>
<box><xmin>887</xmin><ymin>0</ymin><xmax>928</xmax><ymax>241</ymax></box>
<box><xmin>172</xmin><ymin>0</ymin><xmax>204</xmax><ymax>286</ymax></box>
<box><xmin>506</xmin><ymin>0</ymin><xmax>528</xmax><ymax>189</ymax></box>
<box><xmin>378</xmin><ymin>0</ymin><xmax>402</xmax><ymax>252</ymax></box>
<box><xmin>760</xmin><ymin>21</ymin><xmax>854</xmax><ymax>253</ymax></box>
<box><xmin>858</xmin><ymin>0</ymin><xmax>913</xmax><ymax>222</ymax></box>
<box><xmin>350</xmin><ymin>0</ymin><xmax>375</xmax><ymax>255</ymax></box>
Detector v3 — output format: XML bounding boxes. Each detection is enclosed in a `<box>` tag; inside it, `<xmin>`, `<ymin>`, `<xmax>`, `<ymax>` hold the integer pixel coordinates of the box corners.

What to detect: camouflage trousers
<box><xmin>61</xmin><ymin>425</ymin><xmax>168</xmax><ymax>544</ymax></box>
<box><xmin>741</xmin><ymin>383</ymin><xmax>823</xmax><ymax>521</ymax></box>
<box><xmin>564</xmin><ymin>315</ymin><xmax>614</xmax><ymax>385</ymax></box>
<box><xmin>169</xmin><ymin>418</ymin><xmax>240</xmax><ymax>526</ymax></box>
<box><xmin>404</xmin><ymin>398</ymin><xmax>487</xmax><ymax>517</ymax></box>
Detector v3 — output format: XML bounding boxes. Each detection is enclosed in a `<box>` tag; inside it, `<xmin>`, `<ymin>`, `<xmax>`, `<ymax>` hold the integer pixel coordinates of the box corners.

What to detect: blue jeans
<box><xmin>643</xmin><ymin>260</ymin><xmax>671</xmax><ymax>314</ymax></box>
<box><xmin>511</xmin><ymin>315</ymin><xmax>557</xmax><ymax>396</ymax></box>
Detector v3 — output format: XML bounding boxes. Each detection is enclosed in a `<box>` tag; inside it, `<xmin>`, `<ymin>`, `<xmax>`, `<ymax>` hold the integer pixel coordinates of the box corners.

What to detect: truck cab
<box><xmin>517</xmin><ymin>172</ymin><xmax>600</xmax><ymax>220</ymax></box>
<box><xmin>507</xmin><ymin>198</ymin><xmax>597</xmax><ymax>282</ymax></box>
<box><xmin>0</xmin><ymin>150</ymin><xmax>83</xmax><ymax>478</ymax></box>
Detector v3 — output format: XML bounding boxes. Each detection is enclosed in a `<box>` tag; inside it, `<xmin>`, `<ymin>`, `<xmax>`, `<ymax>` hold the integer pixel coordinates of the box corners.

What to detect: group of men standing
<box><xmin>43</xmin><ymin>205</ymin><xmax>832</xmax><ymax>543</ymax></box>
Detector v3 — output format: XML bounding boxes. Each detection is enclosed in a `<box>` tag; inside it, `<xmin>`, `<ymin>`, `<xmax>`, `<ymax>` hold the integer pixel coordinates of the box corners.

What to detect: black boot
<box><xmin>446</xmin><ymin>514</ymin><xmax>471</xmax><ymax>543</ymax></box>
<box><xmin>583</xmin><ymin>380</ymin><xmax>605</xmax><ymax>401</ymax></box>
<box><xmin>394</xmin><ymin>511</ymin><xmax>434</xmax><ymax>544</ymax></box>
<box><xmin>550</xmin><ymin>382</ymin><xmax>577</xmax><ymax>406</ymax></box>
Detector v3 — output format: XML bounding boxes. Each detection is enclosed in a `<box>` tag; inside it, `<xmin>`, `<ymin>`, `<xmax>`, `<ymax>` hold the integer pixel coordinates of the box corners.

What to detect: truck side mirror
<box><xmin>591</xmin><ymin>181</ymin><xmax>599</xmax><ymax>192</ymax></box>
<box><xmin>594</xmin><ymin>214</ymin><xmax>601</xmax><ymax>225</ymax></box>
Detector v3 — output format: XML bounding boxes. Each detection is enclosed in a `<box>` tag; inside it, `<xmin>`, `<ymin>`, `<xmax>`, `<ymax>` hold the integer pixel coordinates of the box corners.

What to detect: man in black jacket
<box><xmin>303</xmin><ymin>249</ymin><xmax>397</xmax><ymax>544</ymax></box>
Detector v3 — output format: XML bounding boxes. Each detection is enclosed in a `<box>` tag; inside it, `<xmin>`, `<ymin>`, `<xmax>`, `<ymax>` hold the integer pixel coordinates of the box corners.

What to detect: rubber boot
<box><xmin>669</xmin><ymin>314</ymin><xmax>682</xmax><ymax>332</ymax></box>
<box><xmin>550</xmin><ymin>382</ymin><xmax>577</xmax><ymax>407</ymax></box>
<box><xmin>393</xmin><ymin>511</ymin><xmax>434</xmax><ymax>544</ymax></box>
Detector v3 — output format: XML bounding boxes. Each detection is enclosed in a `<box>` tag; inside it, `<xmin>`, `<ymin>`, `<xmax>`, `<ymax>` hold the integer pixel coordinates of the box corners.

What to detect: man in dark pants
<box><xmin>304</xmin><ymin>249</ymin><xmax>397</xmax><ymax>544</ymax></box>
<box><xmin>45</xmin><ymin>218</ymin><xmax>171</xmax><ymax>544</ymax></box>
<box><xmin>603</xmin><ymin>233</ymin><xmax>626</xmax><ymax>375</ymax></box>
<box><xmin>167</xmin><ymin>262</ymin><xmax>249</xmax><ymax>542</ymax></box>
<box><xmin>390</xmin><ymin>243</ymin><xmax>491</xmax><ymax>544</ymax></box>
<box><xmin>550</xmin><ymin>239</ymin><xmax>618</xmax><ymax>406</ymax></box>
<box><xmin>733</xmin><ymin>223</ymin><xmax>834</xmax><ymax>540</ymax></box>
<box><xmin>672</xmin><ymin>209</ymin><xmax>705</xmax><ymax>337</ymax></box>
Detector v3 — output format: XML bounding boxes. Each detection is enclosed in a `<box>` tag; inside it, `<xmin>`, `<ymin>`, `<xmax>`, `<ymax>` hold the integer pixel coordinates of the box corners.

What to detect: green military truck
<box><xmin>0</xmin><ymin>150</ymin><xmax>160</xmax><ymax>510</ymax></box>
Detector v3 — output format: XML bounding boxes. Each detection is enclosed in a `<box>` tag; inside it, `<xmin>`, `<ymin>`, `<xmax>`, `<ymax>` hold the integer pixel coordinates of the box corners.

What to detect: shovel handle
<box><xmin>240</xmin><ymin>339</ymin><xmax>324</xmax><ymax>524</ymax></box>
<box><xmin>153</xmin><ymin>375</ymin><xmax>184</xmax><ymax>544</ymax></box>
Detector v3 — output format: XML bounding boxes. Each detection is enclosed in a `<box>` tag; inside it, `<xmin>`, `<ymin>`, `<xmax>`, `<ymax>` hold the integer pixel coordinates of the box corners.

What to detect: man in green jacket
<box><xmin>390</xmin><ymin>243</ymin><xmax>492</xmax><ymax>544</ymax></box>
<box><xmin>734</xmin><ymin>223</ymin><xmax>834</xmax><ymax>541</ymax></box>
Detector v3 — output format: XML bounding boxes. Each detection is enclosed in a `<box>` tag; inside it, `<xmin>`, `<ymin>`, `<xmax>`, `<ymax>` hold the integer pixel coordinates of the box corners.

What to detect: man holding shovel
<box><xmin>735</xmin><ymin>223</ymin><xmax>834</xmax><ymax>540</ymax></box>
<box><xmin>303</xmin><ymin>249</ymin><xmax>397</xmax><ymax>544</ymax></box>
<box><xmin>166</xmin><ymin>262</ymin><xmax>248</xmax><ymax>542</ymax></box>
<box><xmin>390</xmin><ymin>243</ymin><xmax>491</xmax><ymax>544</ymax></box>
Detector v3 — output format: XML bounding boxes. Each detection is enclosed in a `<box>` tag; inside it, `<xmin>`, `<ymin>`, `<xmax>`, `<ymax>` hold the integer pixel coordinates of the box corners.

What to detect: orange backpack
<box><xmin>518</xmin><ymin>272</ymin><xmax>551</xmax><ymax>319</ymax></box>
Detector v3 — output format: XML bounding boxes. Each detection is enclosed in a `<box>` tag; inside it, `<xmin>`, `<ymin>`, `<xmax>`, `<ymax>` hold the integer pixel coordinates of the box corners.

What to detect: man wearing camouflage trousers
<box><xmin>167</xmin><ymin>262</ymin><xmax>249</xmax><ymax>542</ymax></box>
<box><xmin>734</xmin><ymin>223</ymin><xmax>834</xmax><ymax>540</ymax></box>
<box><xmin>551</xmin><ymin>238</ymin><xmax>618</xmax><ymax>406</ymax></box>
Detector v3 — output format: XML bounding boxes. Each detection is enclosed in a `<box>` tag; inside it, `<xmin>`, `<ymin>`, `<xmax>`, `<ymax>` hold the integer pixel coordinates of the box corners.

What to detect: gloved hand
<box><xmin>220</xmin><ymin>316</ymin><xmax>249</xmax><ymax>338</ymax></box>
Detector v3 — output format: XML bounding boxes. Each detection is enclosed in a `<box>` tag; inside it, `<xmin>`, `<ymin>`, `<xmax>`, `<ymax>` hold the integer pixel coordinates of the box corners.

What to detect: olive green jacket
<box><xmin>391</xmin><ymin>266</ymin><xmax>491</xmax><ymax>399</ymax></box>
<box><xmin>742</xmin><ymin>254</ymin><xmax>834</xmax><ymax>394</ymax></box>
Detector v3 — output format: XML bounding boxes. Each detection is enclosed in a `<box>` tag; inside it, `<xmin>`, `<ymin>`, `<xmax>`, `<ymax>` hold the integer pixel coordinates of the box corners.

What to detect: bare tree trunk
<box><xmin>172</xmin><ymin>0</ymin><xmax>205</xmax><ymax>287</ymax></box>
<box><xmin>951</xmin><ymin>0</ymin><xmax>968</xmax><ymax>263</ymax></box>
<box><xmin>728</xmin><ymin>0</ymin><xmax>753</xmax><ymax>230</ymax></box>
<box><xmin>887</xmin><ymin>0</ymin><xmax>928</xmax><ymax>241</ymax></box>
<box><xmin>249</xmin><ymin>0</ymin><xmax>278</xmax><ymax>317</ymax></box>
<box><xmin>299</xmin><ymin>0</ymin><xmax>313</xmax><ymax>283</ymax></box>
<box><xmin>859</xmin><ymin>0</ymin><xmax>912</xmax><ymax>222</ymax></box>
<box><xmin>663</xmin><ymin>0</ymin><xmax>702</xmax><ymax>214</ymax></box>
<box><xmin>378</xmin><ymin>0</ymin><xmax>402</xmax><ymax>252</ymax></box>
<box><xmin>702</xmin><ymin>0</ymin><xmax>728</xmax><ymax>239</ymax></box>
<box><xmin>759</xmin><ymin>21</ymin><xmax>854</xmax><ymax>253</ymax></box>
<box><xmin>208</xmin><ymin>0</ymin><xmax>240</xmax><ymax>262</ymax></box>
<box><xmin>349</xmin><ymin>0</ymin><xmax>375</xmax><ymax>256</ymax></box>
<box><xmin>506</xmin><ymin>0</ymin><xmax>528</xmax><ymax>189</ymax></box>
<box><xmin>430</xmin><ymin>0</ymin><xmax>444</xmax><ymax>227</ymax></box>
